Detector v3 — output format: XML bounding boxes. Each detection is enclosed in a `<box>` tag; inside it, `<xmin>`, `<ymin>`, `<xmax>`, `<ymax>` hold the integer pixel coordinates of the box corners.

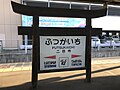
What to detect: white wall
<box><xmin>92</xmin><ymin>16</ymin><xmax>120</xmax><ymax>31</ymax></box>
<box><xmin>0</xmin><ymin>0</ymin><xmax>22</xmax><ymax>48</ymax></box>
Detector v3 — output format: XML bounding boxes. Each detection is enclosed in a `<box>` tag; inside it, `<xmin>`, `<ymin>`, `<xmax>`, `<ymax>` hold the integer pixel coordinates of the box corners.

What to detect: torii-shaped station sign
<box><xmin>11</xmin><ymin>1</ymin><xmax>107</xmax><ymax>88</ymax></box>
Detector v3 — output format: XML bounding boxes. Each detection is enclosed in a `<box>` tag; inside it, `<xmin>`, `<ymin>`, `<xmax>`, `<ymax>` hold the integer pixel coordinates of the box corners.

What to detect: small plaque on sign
<box><xmin>59</xmin><ymin>57</ymin><xmax>69</xmax><ymax>67</ymax></box>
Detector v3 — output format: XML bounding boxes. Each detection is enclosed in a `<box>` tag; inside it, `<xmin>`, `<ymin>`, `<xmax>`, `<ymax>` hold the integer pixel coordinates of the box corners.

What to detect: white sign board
<box><xmin>40</xmin><ymin>36</ymin><xmax>86</xmax><ymax>70</ymax></box>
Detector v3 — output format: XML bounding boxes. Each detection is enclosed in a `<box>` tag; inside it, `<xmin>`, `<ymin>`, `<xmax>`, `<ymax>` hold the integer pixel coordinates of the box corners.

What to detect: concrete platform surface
<box><xmin>0</xmin><ymin>57</ymin><xmax>120</xmax><ymax>90</ymax></box>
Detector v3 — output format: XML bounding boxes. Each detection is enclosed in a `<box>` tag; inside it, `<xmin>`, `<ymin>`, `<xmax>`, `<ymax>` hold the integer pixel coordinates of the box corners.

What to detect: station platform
<box><xmin>0</xmin><ymin>57</ymin><xmax>120</xmax><ymax>90</ymax></box>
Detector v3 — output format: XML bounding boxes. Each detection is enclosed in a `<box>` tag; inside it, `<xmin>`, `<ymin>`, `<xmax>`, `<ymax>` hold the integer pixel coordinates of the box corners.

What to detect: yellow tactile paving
<box><xmin>3</xmin><ymin>64</ymin><xmax>16</xmax><ymax>72</ymax></box>
<box><xmin>12</xmin><ymin>67</ymin><xmax>22</xmax><ymax>71</ymax></box>
<box><xmin>0</xmin><ymin>68</ymin><xmax>4</xmax><ymax>72</ymax></box>
<box><xmin>29</xmin><ymin>66</ymin><xmax>32</xmax><ymax>70</ymax></box>
<box><xmin>3</xmin><ymin>68</ymin><xmax>14</xmax><ymax>72</ymax></box>
<box><xmin>0</xmin><ymin>63</ymin><xmax>11</xmax><ymax>72</ymax></box>
<box><xmin>0</xmin><ymin>57</ymin><xmax>120</xmax><ymax>72</ymax></box>
<box><xmin>92</xmin><ymin>58</ymin><xmax>120</xmax><ymax>65</ymax></box>
<box><xmin>22</xmin><ymin>67</ymin><xmax>30</xmax><ymax>71</ymax></box>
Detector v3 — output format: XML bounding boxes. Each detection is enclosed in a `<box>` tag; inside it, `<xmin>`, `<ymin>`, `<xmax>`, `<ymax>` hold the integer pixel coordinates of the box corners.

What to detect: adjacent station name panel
<box><xmin>40</xmin><ymin>36</ymin><xmax>86</xmax><ymax>71</ymax></box>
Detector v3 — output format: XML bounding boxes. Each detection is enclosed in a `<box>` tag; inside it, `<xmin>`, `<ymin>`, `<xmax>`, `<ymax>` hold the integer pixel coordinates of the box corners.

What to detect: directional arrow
<box><xmin>44</xmin><ymin>55</ymin><xmax>56</xmax><ymax>59</ymax></box>
<box><xmin>71</xmin><ymin>54</ymin><xmax>81</xmax><ymax>58</ymax></box>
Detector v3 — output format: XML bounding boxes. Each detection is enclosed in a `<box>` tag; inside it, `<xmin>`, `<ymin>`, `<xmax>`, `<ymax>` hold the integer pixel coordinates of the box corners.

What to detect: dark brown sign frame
<box><xmin>11</xmin><ymin>1</ymin><xmax>107</xmax><ymax>89</ymax></box>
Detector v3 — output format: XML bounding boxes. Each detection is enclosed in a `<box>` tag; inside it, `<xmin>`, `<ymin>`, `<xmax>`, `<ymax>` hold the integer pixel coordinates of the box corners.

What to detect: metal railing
<box><xmin>0</xmin><ymin>40</ymin><xmax>120</xmax><ymax>63</ymax></box>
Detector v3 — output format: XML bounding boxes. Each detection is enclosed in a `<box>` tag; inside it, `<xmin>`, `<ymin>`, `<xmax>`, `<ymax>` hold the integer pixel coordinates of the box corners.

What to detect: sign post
<box><xmin>11</xmin><ymin>1</ymin><xmax>107</xmax><ymax>89</ymax></box>
<box><xmin>32</xmin><ymin>16</ymin><xmax>39</xmax><ymax>88</ymax></box>
<box><xmin>86</xmin><ymin>17</ymin><xmax>92</xmax><ymax>82</ymax></box>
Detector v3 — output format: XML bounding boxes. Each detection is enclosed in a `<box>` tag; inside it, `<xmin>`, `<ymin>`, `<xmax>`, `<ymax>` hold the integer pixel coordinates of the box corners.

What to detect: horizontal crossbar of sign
<box><xmin>18</xmin><ymin>27</ymin><xmax>102</xmax><ymax>36</ymax></box>
<box><xmin>11</xmin><ymin>1</ymin><xmax>107</xmax><ymax>18</ymax></box>
<box><xmin>103</xmin><ymin>30</ymin><xmax>120</xmax><ymax>33</ymax></box>
<box><xmin>38</xmin><ymin>67</ymin><xmax>86</xmax><ymax>73</ymax></box>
